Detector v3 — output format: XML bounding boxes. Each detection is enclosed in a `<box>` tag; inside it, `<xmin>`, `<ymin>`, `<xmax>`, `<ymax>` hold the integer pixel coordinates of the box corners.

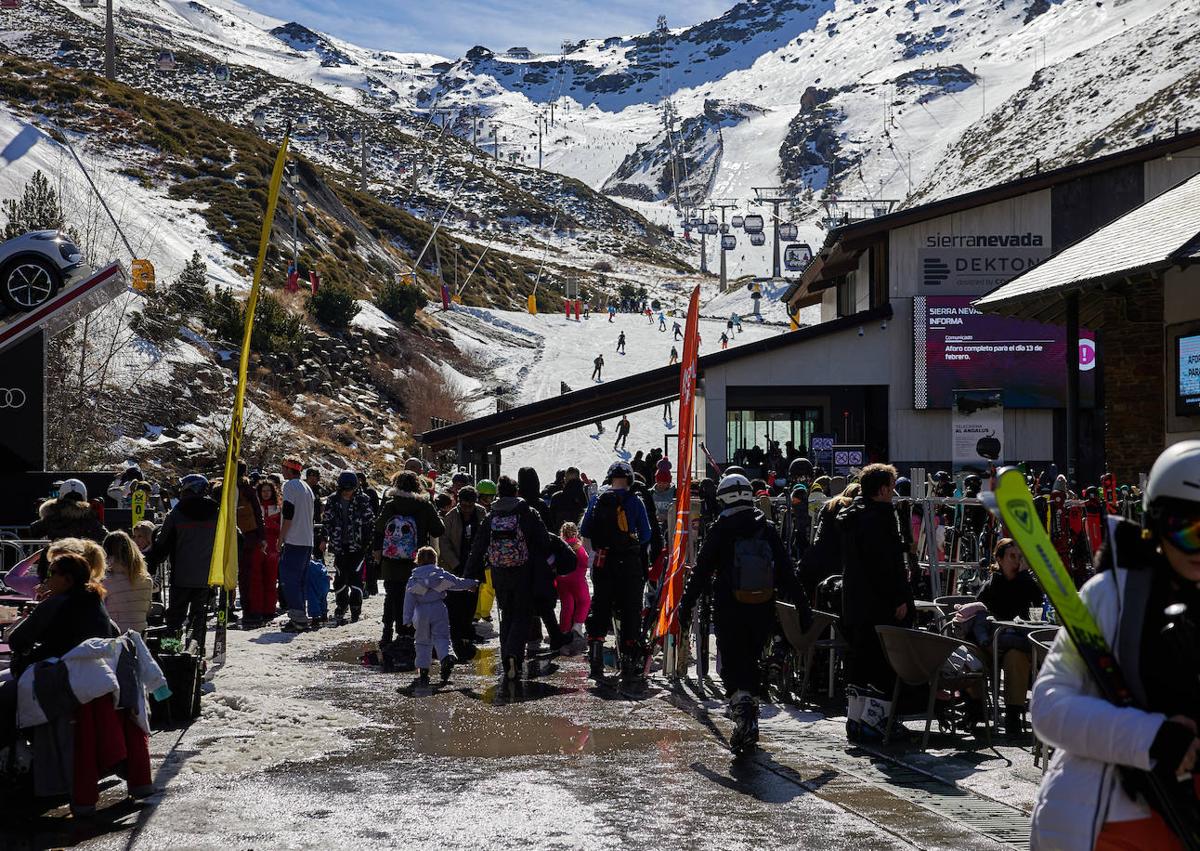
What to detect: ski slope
<box><xmin>434</xmin><ymin>299</ymin><xmax>783</xmax><ymax>484</ymax></box>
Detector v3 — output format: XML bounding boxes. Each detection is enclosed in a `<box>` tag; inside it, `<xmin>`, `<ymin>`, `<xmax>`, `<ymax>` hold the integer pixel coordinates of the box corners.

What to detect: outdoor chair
<box><xmin>775</xmin><ymin>602</ymin><xmax>839</xmax><ymax>707</ymax></box>
<box><xmin>1028</xmin><ymin>627</ymin><xmax>1059</xmax><ymax>771</ymax></box>
<box><xmin>876</xmin><ymin>625</ymin><xmax>991</xmax><ymax>750</ymax></box>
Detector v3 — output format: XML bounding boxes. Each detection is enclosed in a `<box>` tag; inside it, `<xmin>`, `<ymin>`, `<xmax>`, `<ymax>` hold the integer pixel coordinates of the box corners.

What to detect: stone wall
<box><xmin>1101</xmin><ymin>277</ymin><xmax>1164</xmax><ymax>481</ymax></box>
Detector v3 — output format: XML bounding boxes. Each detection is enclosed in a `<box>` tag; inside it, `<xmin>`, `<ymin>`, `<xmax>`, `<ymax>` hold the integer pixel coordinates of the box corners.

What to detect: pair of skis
<box><xmin>988</xmin><ymin>467</ymin><xmax>1200</xmax><ymax>848</ymax></box>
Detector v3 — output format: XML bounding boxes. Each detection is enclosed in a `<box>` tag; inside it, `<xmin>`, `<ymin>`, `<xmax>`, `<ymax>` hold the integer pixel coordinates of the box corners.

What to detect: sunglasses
<box><xmin>1162</xmin><ymin>515</ymin><xmax>1200</xmax><ymax>555</ymax></box>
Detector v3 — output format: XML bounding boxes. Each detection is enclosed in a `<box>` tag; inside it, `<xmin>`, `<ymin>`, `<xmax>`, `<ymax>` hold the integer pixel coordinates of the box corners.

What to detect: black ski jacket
<box><xmin>837</xmin><ymin>496</ymin><xmax>912</xmax><ymax>626</ymax></box>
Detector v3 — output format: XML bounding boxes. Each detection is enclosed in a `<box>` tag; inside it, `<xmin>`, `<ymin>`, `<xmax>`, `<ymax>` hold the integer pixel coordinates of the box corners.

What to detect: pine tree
<box><xmin>1</xmin><ymin>170</ymin><xmax>67</xmax><ymax>239</ymax></box>
<box><xmin>171</xmin><ymin>250</ymin><xmax>209</xmax><ymax>316</ymax></box>
<box><xmin>131</xmin><ymin>251</ymin><xmax>210</xmax><ymax>344</ymax></box>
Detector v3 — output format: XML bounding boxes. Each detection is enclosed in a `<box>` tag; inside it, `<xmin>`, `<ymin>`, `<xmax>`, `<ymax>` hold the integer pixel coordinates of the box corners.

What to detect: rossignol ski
<box><xmin>988</xmin><ymin>467</ymin><xmax>1200</xmax><ymax>849</ymax></box>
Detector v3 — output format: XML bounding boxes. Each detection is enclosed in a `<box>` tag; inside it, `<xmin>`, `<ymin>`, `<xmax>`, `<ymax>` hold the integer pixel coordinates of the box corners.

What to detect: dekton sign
<box><xmin>918</xmin><ymin>231</ymin><xmax>1050</xmax><ymax>294</ymax></box>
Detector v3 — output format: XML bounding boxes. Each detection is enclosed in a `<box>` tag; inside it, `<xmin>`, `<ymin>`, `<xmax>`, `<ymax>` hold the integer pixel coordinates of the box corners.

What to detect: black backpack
<box><xmin>588</xmin><ymin>491</ymin><xmax>637</xmax><ymax>552</ymax></box>
<box><xmin>731</xmin><ymin>527</ymin><xmax>775</xmax><ymax>604</ymax></box>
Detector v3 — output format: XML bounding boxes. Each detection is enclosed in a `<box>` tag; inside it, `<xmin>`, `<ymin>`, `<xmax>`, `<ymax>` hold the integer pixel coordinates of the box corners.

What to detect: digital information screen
<box><xmin>914</xmin><ymin>296</ymin><xmax>1095</xmax><ymax>409</ymax></box>
<box><xmin>1177</xmin><ymin>333</ymin><xmax>1200</xmax><ymax>415</ymax></box>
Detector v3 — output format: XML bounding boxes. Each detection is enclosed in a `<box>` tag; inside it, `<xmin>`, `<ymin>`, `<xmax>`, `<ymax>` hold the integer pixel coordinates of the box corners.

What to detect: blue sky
<box><xmin>240</xmin><ymin>1</ymin><xmax>732</xmax><ymax>58</ymax></box>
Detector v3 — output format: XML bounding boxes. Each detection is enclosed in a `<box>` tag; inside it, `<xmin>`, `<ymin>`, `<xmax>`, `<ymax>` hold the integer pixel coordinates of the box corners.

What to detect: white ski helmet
<box><xmin>1144</xmin><ymin>440</ymin><xmax>1200</xmax><ymax>514</ymax></box>
<box><xmin>59</xmin><ymin>478</ymin><xmax>88</xmax><ymax>501</ymax></box>
<box><xmin>716</xmin><ymin>474</ymin><xmax>753</xmax><ymax>509</ymax></box>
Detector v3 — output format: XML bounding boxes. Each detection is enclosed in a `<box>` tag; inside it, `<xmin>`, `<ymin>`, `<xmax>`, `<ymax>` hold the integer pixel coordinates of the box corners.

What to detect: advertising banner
<box><xmin>917</xmin><ymin>230</ymin><xmax>1050</xmax><ymax>295</ymax></box>
<box><xmin>952</xmin><ymin>389</ymin><xmax>1004</xmax><ymax>476</ymax></box>
<box><xmin>0</xmin><ymin>330</ymin><xmax>44</xmax><ymax>473</ymax></box>
<box><xmin>914</xmin><ymin>296</ymin><xmax>1095</xmax><ymax>409</ymax></box>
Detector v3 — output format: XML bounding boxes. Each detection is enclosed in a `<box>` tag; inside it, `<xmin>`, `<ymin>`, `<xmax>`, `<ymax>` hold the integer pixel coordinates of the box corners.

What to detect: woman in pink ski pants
<box><xmin>557</xmin><ymin>523</ymin><xmax>591</xmax><ymax>635</ymax></box>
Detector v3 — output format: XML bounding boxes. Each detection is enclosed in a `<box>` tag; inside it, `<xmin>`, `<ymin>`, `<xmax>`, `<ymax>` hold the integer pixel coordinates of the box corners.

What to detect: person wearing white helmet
<box><xmin>679</xmin><ymin>473</ymin><xmax>806</xmax><ymax>754</ymax></box>
<box><xmin>30</xmin><ymin>478</ymin><xmax>107</xmax><ymax>580</ymax></box>
<box><xmin>1029</xmin><ymin>442</ymin><xmax>1200</xmax><ymax>851</ymax></box>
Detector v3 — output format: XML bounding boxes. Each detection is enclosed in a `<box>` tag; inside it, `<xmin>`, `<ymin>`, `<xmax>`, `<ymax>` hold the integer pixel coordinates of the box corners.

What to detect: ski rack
<box><xmin>0</xmin><ymin>262</ymin><xmax>128</xmax><ymax>355</ymax></box>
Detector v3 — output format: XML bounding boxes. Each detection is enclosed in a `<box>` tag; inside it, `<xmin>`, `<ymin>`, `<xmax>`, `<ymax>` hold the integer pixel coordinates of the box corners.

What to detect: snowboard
<box><xmin>989</xmin><ymin>467</ymin><xmax>1200</xmax><ymax>848</ymax></box>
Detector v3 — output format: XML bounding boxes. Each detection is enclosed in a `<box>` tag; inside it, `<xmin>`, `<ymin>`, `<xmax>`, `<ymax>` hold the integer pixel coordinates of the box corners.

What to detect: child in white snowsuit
<box><xmin>403</xmin><ymin>547</ymin><xmax>478</xmax><ymax>685</ymax></box>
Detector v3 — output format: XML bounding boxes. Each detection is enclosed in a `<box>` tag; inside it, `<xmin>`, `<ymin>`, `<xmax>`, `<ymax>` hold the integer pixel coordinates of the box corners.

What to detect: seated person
<box><xmin>0</xmin><ymin>546</ymin><xmax>117</xmax><ymax>746</ymax></box>
<box><xmin>975</xmin><ymin>538</ymin><xmax>1045</xmax><ymax>736</ymax></box>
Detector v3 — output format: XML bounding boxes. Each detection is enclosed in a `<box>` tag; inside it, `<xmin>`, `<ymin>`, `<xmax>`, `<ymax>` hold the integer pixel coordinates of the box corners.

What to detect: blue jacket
<box><xmin>580</xmin><ymin>487</ymin><xmax>652</xmax><ymax>550</ymax></box>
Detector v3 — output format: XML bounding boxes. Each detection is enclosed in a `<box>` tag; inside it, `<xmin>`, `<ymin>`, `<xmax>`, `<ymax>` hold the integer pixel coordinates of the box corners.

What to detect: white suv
<box><xmin>0</xmin><ymin>230</ymin><xmax>87</xmax><ymax>312</ymax></box>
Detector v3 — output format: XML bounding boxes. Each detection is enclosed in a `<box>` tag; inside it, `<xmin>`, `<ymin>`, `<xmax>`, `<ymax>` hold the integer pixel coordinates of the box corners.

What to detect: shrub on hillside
<box><xmin>307</xmin><ymin>283</ymin><xmax>360</xmax><ymax>329</ymax></box>
<box><xmin>375</xmin><ymin>278</ymin><xmax>425</xmax><ymax>325</ymax></box>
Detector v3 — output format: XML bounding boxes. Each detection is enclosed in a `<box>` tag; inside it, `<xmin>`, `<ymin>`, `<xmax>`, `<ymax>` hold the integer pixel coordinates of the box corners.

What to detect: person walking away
<box><xmin>278</xmin><ymin>458</ymin><xmax>316</xmax><ymax>633</ymax></box>
<box><xmin>306</xmin><ymin>527</ymin><xmax>331</xmax><ymax>627</ymax></box>
<box><xmin>583</xmin><ymin>301</ymin><xmax>590</xmax><ymax>319</ymax></box>
<box><xmin>473</xmin><ymin>479</ymin><xmax>498</xmax><ymax>623</ymax></box>
<box><xmin>616</xmin><ymin>332</ymin><xmax>626</xmax><ymax>355</ymax></box>
<box><xmin>580</xmin><ymin>461</ymin><xmax>652</xmax><ymax>685</ymax></box>
<box><xmin>800</xmin><ymin>482</ymin><xmax>859</xmax><ymax>599</ymax></box>
<box><xmin>555</xmin><ymin>523</ymin><xmax>591</xmax><ymax>649</ymax></box>
<box><xmin>837</xmin><ymin>465</ymin><xmax>912</xmax><ymax>741</ymax></box>
<box><xmin>233</xmin><ymin>460</ymin><xmax>265</xmax><ymax>626</ymax></box>
<box><xmin>663</xmin><ymin>399</ymin><xmax>672</xmax><ymax>422</ymax></box>
<box><xmin>255</xmin><ymin>480</ymin><xmax>282</xmax><ymax>621</ymax></box>
<box><xmin>404</xmin><ymin>546</ymin><xmax>479</xmax><ymax>688</ymax></box>
<box><xmin>373</xmin><ymin>471</ymin><xmax>445</xmax><ymax>670</ymax></box>
<box><xmin>518</xmin><ymin>467</ymin><xmax>571</xmax><ymax>655</ymax></box>
<box><xmin>673</xmin><ymin>321</ymin><xmax>683</xmax><ymax>340</ymax></box>
<box><xmin>789</xmin><ymin>484</ymin><xmax>811</xmax><ymax>564</ymax></box>
<box><xmin>323</xmin><ymin>471</ymin><xmax>376</xmax><ymax>626</ymax></box>
<box><xmin>438</xmin><ymin>485</ymin><xmax>486</xmax><ymax>659</ymax></box>
<box><xmin>465</xmin><ymin>476</ymin><xmax>550</xmax><ymax>682</ymax></box>
<box><xmin>1030</xmin><ymin>440</ymin><xmax>1200</xmax><ymax>850</ymax></box>
<box><xmin>148</xmin><ymin>475</ymin><xmax>219</xmax><ymax>653</ymax></box>
<box><xmin>102</xmin><ymin>531</ymin><xmax>152</xmax><ymax>634</ymax></box>
<box><xmin>733</xmin><ymin>313</ymin><xmax>743</xmax><ymax>333</ymax></box>
<box><xmin>614</xmin><ymin>415</ymin><xmax>631</xmax><ymax>451</ymax></box>
<box><xmin>549</xmin><ymin>469</ymin><xmax>588</xmax><ymax>530</ymax></box>
<box><xmin>680</xmin><ymin>474</ymin><xmax>807</xmax><ymax>752</ymax></box>
<box><xmin>592</xmin><ymin>354</ymin><xmax>604</xmax><ymax>381</ymax></box>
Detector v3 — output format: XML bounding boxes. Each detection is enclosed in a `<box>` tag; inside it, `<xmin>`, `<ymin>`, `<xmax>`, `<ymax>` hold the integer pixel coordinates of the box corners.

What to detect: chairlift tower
<box><xmin>104</xmin><ymin>0</ymin><xmax>116</xmax><ymax>81</ymax></box>
<box><xmin>710</xmin><ymin>200</ymin><xmax>738</xmax><ymax>292</ymax></box>
<box><xmin>751</xmin><ymin>187</ymin><xmax>793</xmax><ymax>279</ymax></box>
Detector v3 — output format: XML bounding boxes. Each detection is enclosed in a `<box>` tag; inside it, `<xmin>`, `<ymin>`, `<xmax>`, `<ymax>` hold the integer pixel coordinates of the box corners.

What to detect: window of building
<box><xmin>869</xmin><ymin>241</ymin><xmax>889</xmax><ymax>308</ymax></box>
<box><xmin>836</xmin><ymin>272</ymin><xmax>855</xmax><ymax>317</ymax></box>
<box><xmin>726</xmin><ymin>407</ymin><xmax>823</xmax><ymax>474</ymax></box>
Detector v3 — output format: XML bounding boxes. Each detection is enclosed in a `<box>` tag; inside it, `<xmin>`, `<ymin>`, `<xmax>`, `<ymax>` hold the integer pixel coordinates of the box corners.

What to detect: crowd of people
<box><xmin>4</xmin><ymin>439</ymin><xmax>1200</xmax><ymax>846</ymax></box>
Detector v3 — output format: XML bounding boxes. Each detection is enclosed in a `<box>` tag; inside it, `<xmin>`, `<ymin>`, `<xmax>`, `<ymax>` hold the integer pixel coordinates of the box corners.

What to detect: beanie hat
<box><xmin>655</xmin><ymin>469</ymin><xmax>672</xmax><ymax>485</ymax></box>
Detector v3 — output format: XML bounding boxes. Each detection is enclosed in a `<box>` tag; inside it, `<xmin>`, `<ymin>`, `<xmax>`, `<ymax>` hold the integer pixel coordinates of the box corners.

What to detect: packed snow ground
<box><xmin>432</xmin><ymin>293</ymin><xmax>784</xmax><ymax>483</ymax></box>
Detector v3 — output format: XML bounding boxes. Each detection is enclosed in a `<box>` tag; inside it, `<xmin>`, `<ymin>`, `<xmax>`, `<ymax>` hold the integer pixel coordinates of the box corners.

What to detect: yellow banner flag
<box><xmin>208</xmin><ymin>133</ymin><xmax>291</xmax><ymax>589</ymax></box>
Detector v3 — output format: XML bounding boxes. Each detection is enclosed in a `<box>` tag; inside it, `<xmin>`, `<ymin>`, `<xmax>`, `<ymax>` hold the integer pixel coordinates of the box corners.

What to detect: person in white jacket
<box><xmin>1031</xmin><ymin>442</ymin><xmax>1200</xmax><ymax>850</ymax></box>
<box><xmin>403</xmin><ymin>546</ymin><xmax>477</xmax><ymax>689</ymax></box>
<box><xmin>102</xmin><ymin>531</ymin><xmax>153</xmax><ymax>634</ymax></box>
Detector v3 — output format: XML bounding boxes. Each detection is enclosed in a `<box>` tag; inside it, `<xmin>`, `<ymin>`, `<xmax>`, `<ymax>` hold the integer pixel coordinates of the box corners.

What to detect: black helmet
<box><xmin>606</xmin><ymin>460</ymin><xmax>633</xmax><ymax>484</ymax></box>
<box><xmin>788</xmin><ymin>457</ymin><xmax>813</xmax><ymax>481</ymax></box>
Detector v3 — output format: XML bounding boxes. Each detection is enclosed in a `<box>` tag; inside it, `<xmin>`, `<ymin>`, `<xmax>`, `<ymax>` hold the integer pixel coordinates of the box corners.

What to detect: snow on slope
<box><xmin>432</xmin><ymin>292</ymin><xmax>783</xmax><ymax>484</ymax></box>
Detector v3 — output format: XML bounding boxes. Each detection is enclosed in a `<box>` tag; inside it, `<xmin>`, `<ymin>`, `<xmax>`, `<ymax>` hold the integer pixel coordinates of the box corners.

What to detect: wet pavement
<box><xmin>6</xmin><ymin>608</ymin><xmax>1037</xmax><ymax>850</ymax></box>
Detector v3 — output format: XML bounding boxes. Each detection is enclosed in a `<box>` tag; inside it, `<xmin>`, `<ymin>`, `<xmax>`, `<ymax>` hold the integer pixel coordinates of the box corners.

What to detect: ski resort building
<box><xmin>975</xmin><ymin>170</ymin><xmax>1200</xmax><ymax>482</ymax></box>
<box><xmin>420</xmin><ymin>130</ymin><xmax>1200</xmax><ymax>482</ymax></box>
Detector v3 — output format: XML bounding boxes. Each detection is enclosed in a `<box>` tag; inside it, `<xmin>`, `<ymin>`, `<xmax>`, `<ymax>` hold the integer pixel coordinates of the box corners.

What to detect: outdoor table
<box><xmin>990</xmin><ymin>620</ymin><xmax>1059</xmax><ymax>723</ymax></box>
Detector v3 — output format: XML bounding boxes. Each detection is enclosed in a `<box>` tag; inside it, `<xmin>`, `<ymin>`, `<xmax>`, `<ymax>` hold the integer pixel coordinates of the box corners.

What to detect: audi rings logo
<box><xmin>0</xmin><ymin>388</ymin><xmax>28</xmax><ymax>409</ymax></box>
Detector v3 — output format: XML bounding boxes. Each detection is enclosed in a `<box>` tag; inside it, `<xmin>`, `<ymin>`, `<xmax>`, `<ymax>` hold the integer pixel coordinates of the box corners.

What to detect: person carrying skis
<box><xmin>613</xmin><ymin>415</ymin><xmax>631</xmax><ymax>451</ymax></box>
<box><xmin>403</xmin><ymin>546</ymin><xmax>478</xmax><ymax>688</ymax></box>
<box><xmin>322</xmin><ymin>470</ymin><xmax>375</xmax><ymax>626</ymax></box>
<box><xmin>669</xmin><ymin>346</ymin><xmax>679</xmax><ymax>365</ymax></box>
<box><xmin>580</xmin><ymin>461</ymin><xmax>652</xmax><ymax>686</ymax></box>
<box><xmin>673</xmin><ymin>321</ymin><xmax>683</xmax><ymax>341</ymax></box>
<box><xmin>1029</xmin><ymin>441</ymin><xmax>1200</xmax><ymax>850</ymax></box>
<box><xmin>372</xmin><ymin>470</ymin><xmax>445</xmax><ymax>670</ymax></box>
<box><xmin>592</xmin><ymin>354</ymin><xmax>604</xmax><ymax>381</ymax></box>
<box><xmin>679</xmin><ymin>473</ymin><xmax>807</xmax><ymax>753</ymax></box>
<box><xmin>465</xmin><ymin>475</ymin><xmax>550</xmax><ymax>682</ymax></box>
<box><xmin>616</xmin><ymin>332</ymin><xmax>626</xmax><ymax>355</ymax></box>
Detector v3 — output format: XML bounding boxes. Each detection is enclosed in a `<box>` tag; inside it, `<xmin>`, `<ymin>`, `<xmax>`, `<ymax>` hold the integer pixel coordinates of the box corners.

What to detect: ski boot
<box><xmin>440</xmin><ymin>653</ymin><xmax>458</xmax><ymax>685</ymax></box>
<box><xmin>729</xmin><ymin>692</ymin><xmax>759</xmax><ymax>756</ymax></box>
<box><xmin>587</xmin><ymin>640</ymin><xmax>606</xmax><ymax>680</ymax></box>
<box><xmin>407</xmin><ymin>668</ymin><xmax>430</xmax><ymax>691</ymax></box>
<box><xmin>619</xmin><ymin>650</ymin><xmax>647</xmax><ymax>692</ymax></box>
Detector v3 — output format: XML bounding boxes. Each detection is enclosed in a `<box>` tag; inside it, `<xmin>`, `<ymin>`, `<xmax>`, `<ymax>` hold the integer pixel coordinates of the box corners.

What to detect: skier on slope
<box><xmin>613</xmin><ymin>415</ymin><xmax>631</xmax><ymax>451</ymax></box>
<box><xmin>679</xmin><ymin>474</ymin><xmax>807</xmax><ymax>754</ymax></box>
<box><xmin>669</xmin><ymin>346</ymin><xmax>679</xmax><ymax>365</ymax></box>
<box><xmin>592</xmin><ymin>354</ymin><xmax>604</xmax><ymax>381</ymax></box>
<box><xmin>657</xmin><ymin>311</ymin><xmax>667</xmax><ymax>331</ymax></box>
<box><xmin>581</xmin><ymin>461</ymin><xmax>652</xmax><ymax>686</ymax></box>
<box><xmin>720</xmin><ymin>332</ymin><xmax>729</xmax><ymax>350</ymax></box>
<box><xmin>673</xmin><ymin>321</ymin><xmax>683</xmax><ymax>341</ymax></box>
<box><xmin>608</xmin><ymin>304</ymin><xmax>616</xmax><ymax>323</ymax></box>
<box><xmin>616</xmin><ymin>332</ymin><xmax>626</xmax><ymax>355</ymax></box>
<box><xmin>1029</xmin><ymin>441</ymin><xmax>1200</xmax><ymax>850</ymax></box>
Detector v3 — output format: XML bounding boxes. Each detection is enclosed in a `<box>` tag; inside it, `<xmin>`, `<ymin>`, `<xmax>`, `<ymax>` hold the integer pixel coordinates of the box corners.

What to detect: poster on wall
<box><xmin>832</xmin><ymin>445</ymin><xmax>866</xmax><ymax>476</ymax></box>
<box><xmin>914</xmin><ymin>296</ymin><xmax>1096</xmax><ymax>409</ymax></box>
<box><xmin>810</xmin><ymin>433</ymin><xmax>836</xmax><ymax>473</ymax></box>
<box><xmin>917</xmin><ymin>230</ymin><xmax>1050</xmax><ymax>295</ymax></box>
<box><xmin>952</xmin><ymin>389</ymin><xmax>1003</xmax><ymax>478</ymax></box>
